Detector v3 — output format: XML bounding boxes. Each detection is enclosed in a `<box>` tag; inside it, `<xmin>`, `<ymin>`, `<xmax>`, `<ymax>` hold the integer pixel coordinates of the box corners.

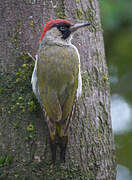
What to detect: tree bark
<box><xmin>0</xmin><ymin>0</ymin><xmax>116</xmax><ymax>179</ymax></box>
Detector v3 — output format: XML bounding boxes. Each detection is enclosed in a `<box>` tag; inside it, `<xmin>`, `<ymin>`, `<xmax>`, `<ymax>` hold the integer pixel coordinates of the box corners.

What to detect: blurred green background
<box><xmin>99</xmin><ymin>0</ymin><xmax>132</xmax><ymax>179</ymax></box>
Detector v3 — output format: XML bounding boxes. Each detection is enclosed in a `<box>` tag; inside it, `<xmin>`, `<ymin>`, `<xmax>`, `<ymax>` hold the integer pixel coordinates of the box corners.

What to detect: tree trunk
<box><xmin>0</xmin><ymin>0</ymin><xmax>116</xmax><ymax>179</ymax></box>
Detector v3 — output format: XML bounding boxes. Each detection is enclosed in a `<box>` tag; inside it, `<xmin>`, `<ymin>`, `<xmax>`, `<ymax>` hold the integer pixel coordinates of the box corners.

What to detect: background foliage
<box><xmin>100</xmin><ymin>0</ymin><xmax>132</xmax><ymax>179</ymax></box>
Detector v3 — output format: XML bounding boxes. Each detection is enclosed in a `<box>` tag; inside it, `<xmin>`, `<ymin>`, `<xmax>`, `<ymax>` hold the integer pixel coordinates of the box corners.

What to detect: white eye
<box><xmin>60</xmin><ymin>26</ymin><xmax>66</xmax><ymax>31</ymax></box>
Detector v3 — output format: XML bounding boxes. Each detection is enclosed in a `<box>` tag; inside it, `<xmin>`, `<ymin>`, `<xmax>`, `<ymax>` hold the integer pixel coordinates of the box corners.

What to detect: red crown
<box><xmin>40</xmin><ymin>19</ymin><xmax>71</xmax><ymax>41</ymax></box>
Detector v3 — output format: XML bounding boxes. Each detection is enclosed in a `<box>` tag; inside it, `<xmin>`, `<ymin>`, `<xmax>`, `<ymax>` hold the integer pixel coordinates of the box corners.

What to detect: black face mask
<box><xmin>53</xmin><ymin>23</ymin><xmax>71</xmax><ymax>39</ymax></box>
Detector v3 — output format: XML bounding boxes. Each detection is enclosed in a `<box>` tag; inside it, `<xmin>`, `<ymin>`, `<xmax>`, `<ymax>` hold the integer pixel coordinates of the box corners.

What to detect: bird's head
<box><xmin>40</xmin><ymin>19</ymin><xmax>91</xmax><ymax>45</ymax></box>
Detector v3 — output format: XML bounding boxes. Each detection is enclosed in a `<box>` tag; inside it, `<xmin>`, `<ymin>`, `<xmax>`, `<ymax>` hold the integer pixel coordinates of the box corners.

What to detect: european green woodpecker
<box><xmin>31</xmin><ymin>19</ymin><xmax>91</xmax><ymax>163</ymax></box>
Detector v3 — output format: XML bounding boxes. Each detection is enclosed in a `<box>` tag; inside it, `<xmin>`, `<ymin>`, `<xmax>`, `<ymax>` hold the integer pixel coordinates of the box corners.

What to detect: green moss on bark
<box><xmin>56</xmin><ymin>0</ymin><xmax>66</xmax><ymax>19</ymax></box>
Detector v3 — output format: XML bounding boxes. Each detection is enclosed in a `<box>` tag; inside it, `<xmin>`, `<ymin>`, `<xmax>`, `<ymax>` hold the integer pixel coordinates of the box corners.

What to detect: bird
<box><xmin>31</xmin><ymin>19</ymin><xmax>91</xmax><ymax>163</ymax></box>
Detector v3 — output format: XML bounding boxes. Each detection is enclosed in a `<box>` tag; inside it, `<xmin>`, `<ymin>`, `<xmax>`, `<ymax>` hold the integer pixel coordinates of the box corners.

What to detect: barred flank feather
<box><xmin>44</xmin><ymin>98</ymin><xmax>76</xmax><ymax>139</ymax></box>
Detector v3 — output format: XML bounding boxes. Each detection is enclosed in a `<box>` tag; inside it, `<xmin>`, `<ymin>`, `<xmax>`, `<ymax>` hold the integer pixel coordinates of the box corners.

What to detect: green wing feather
<box><xmin>37</xmin><ymin>45</ymin><xmax>79</xmax><ymax>136</ymax></box>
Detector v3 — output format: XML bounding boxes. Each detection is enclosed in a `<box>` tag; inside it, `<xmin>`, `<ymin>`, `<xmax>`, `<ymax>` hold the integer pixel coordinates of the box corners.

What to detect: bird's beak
<box><xmin>70</xmin><ymin>22</ymin><xmax>91</xmax><ymax>32</ymax></box>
